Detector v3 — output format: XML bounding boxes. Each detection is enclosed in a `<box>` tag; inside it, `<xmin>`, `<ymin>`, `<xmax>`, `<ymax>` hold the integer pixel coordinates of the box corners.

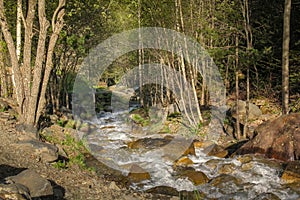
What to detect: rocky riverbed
<box><xmin>0</xmin><ymin>111</ymin><xmax>171</xmax><ymax>200</ymax></box>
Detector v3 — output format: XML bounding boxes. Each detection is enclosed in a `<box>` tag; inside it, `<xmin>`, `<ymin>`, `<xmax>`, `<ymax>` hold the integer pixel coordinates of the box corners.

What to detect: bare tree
<box><xmin>0</xmin><ymin>0</ymin><xmax>66</xmax><ymax>128</ymax></box>
<box><xmin>282</xmin><ymin>0</ymin><xmax>291</xmax><ymax>115</ymax></box>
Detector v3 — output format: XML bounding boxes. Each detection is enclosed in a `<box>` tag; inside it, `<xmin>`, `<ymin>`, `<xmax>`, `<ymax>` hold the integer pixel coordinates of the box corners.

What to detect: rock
<box><xmin>146</xmin><ymin>186</ymin><xmax>179</xmax><ymax>196</ymax></box>
<box><xmin>252</xmin><ymin>193</ymin><xmax>281</xmax><ymax>200</ymax></box>
<box><xmin>204</xmin><ymin>144</ymin><xmax>228</xmax><ymax>158</ymax></box>
<box><xmin>236</xmin><ymin>113</ymin><xmax>300</xmax><ymax>161</ymax></box>
<box><xmin>127</xmin><ymin>164</ymin><xmax>151</xmax><ymax>183</ymax></box>
<box><xmin>241</xmin><ymin>162</ymin><xmax>254</xmax><ymax>171</ymax></box>
<box><xmin>109</xmin><ymin>181</ymin><xmax>121</xmax><ymax>191</ymax></box>
<box><xmin>283</xmin><ymin>182</ymin><xmax>300</xmax><ymax>193</ymax></box>
<box><xmin>6</xmin><ymin>169</ymin><xmax>53</xmax><ymax>198</ymax></box>
<box><xmin>177</xmin><ymin>168</ymin><xmax>209</xmax><ymax>186</ymax></box>
<box><xmin>146</xmin><ymin>186</ymin><xmax>204</xmax><ymax>199</ymax></box>
<box><xmin>162</xmin><ymin>137</ymin><xmax>195</xmax><ymax>161</ymax></box>
<box><xmin>127</xmin><ymin>137</ymin><xmax>172</xmax><ymax>150</ymax></box>
<box><xmin>205</xmin><ymin>159</ymin><xmax>220</xmax><ymax>170</ymax></box>
<box><xmin>174</xmin><ymin>156</ymin><xmax>194</xmax><ymax>168</ymax></box>
<box><xmin>231</xmin><ymin>100</ymin><xmax>262</xmax><ymax>124</ymax></box>
<box><xmin>237</xmin><ymin>155</ymin><xmax>254</xmax><ymax>164</ymax></box>
<box><xmin>12</xmin><ymin>139</ymin><xmax>58</xmax><ymax>163</ymax></box>
<box><xmin>0</xmin><ymin>183</ymin><xmax>31</xmax><ymax>200</ymax></box>
<box><xmin>15</xmin><ymin>124</ymin><xmax>39</xmax><ymax>139</ymax></box>
<box><xmin>218</xmin><ymin>163</ymin><xmax>236</xmax><ymax>174</ymax></box>
<box><xmin>281</xmin><ymin>161</ymin><xmax>300</xmax><ymax>184</ymax></box>
<box><xmin>209</xmin><ymin>174</ymin><xmax>241</xmax><ymax>187</ymax></box>
<box><xmin>193</xmin><ymin>140</ymin><xmax>214</xmax><ymax>149</ymax></box>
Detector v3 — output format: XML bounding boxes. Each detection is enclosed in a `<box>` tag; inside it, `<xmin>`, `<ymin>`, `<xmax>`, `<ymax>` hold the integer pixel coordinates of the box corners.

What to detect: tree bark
<box><xmin>35</xmin><ymin>0</ymin><xmax>66</xmax><ymax>125</ymax></box>
<box><xmin>0</xmin><ymin>0</ymin><xmax>24</xmax><ymax>113</ymax></box>
<box><xmin>16</xmin><ymin>0</ymin><xmax>22</xmax><ymax>61</ymax></box>
<box><xmin>235</xmin><ymin>34</ymin><xmax>241</xmax><ymax>140</ymax></box>
<box><xmin>26</xmin><ymin>0</ymin><xmax>50</xmax><ymax>125</ymax></box>
<box><xmin>282</xmin><ymin>0</ymin><xmax>291</xmax><ymax>115</ymax></box>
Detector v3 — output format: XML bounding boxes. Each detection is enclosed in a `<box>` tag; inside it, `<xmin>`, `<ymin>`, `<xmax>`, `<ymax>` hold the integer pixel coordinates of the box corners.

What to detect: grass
<box><xmin>130</xmin><ymin>113</ymin><xmax>150</xmax><ymax>126</ymax></box>
<box><xmin>40</xmin><ymin>130</ymin><xmax>94</xmax><ymax>171</ymax></box>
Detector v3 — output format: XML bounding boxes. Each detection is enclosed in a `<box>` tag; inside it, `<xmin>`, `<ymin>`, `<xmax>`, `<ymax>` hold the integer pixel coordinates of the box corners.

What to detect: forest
<box><xmin>0</xmin><ymin>0</ymin><xmax>300</xmax><ymax>199</ymax></box>
<box><xmin>0</xmin><ymin>0</ymin><xmax>299</xmax><ymax>130</ymax></box>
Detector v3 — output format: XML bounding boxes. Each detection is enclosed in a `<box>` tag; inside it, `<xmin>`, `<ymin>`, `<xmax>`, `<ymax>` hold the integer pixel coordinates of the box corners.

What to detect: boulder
<box><xmin>281</xmin><ymin>161</ymin><xmax>300</xmax><ymax>184</ymax></box>
<box><xmin>252</xmin><ymin>193</ymin><xmax>281</xmax><ymax>200</ymax></box>
<box><xmin>0</xmin><ymin>183</ymin><xmax>31</xmax><ymax>200</ymax></box>
<box><xmin>6</xmin><ymin>169</ymin><xmax>53</xmax><ymax>198</ymax></box>
<box><xmin>231</xmin><ymin>100</ymin><xmax>262</xmax><ymax>124</ymax></box>
<box><xmin>236</xmin><ymin>113</ymin><xmax>300</xmax><ymax>161</ymax></box>
<box><xmin>209</xmin><ymin>174</ymin><xmax>241</xmax><ymax>187</ymax></box>
<box><xmin>204</xmin><ymin>144</ymin><xmax>228</xmax><ymax>158</ymax></box>
<box><xmin>174</xmin><ymin>156</ymin><xmax>194</xmax><ymax>168</ymax></box>
<box><xmin>12</xmin><ymin>139</ymin><xmax>58</xmax><ymax>163</ymax></box>
<box><xmin>127</xmin><ymin>137</ymin><xmax>172</xmax><ymax>150</ymax></box>
<box><xmin>218</xmin><ymin>163</ymin><xmax>236</xmax><ymax>174</ymax></box>
<box><xmin>127</xmin><ymin>164</ymin><xmax>151</xmax><ymax>183</ymax></box>
<box><xmin>176</xmin><ymin>168</ymin><xmax>209</xmax><ymax>186</ymax></box>
<box><xmin>162</xmin><ymin>137</ymin><xmax>195</xmax><ymax>161</ymax></box>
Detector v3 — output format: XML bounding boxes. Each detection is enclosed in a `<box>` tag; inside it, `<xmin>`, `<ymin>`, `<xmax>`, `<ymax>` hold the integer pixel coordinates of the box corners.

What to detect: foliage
<box><xmin>130</xmin><ymin>113</ymin><xmax>150</xmax><ymax>126</ymax></box>
<box><xmin>41</xmin><ymin>131</ymin><xmax>93</xmax><ymax>171</ymax></box>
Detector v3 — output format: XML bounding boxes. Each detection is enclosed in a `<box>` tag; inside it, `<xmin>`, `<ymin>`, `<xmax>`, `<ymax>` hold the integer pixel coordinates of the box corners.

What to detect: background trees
<box><xmin>0</xmin><ymin>0</ymin><xmax>299</xmax><ymax>133</ymax></box>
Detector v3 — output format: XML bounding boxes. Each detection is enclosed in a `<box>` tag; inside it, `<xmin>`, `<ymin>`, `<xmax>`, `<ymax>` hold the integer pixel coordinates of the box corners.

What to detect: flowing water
<box><xmin>82</xmin><ymin>110</ymin><xmax>300</xmax><ymax>200</ymax></box>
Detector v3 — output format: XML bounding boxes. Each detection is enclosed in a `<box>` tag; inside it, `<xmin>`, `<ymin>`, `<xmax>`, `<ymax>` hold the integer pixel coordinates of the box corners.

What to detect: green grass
<box><xmin>41</xmin><ymin>131</ymin><xmax>94</xmax><ymax>171</ymax></box>
<box><xmin>131</xmin><ymin>113</ymin><xmax>150</xmax><ymax>126</ymax></box>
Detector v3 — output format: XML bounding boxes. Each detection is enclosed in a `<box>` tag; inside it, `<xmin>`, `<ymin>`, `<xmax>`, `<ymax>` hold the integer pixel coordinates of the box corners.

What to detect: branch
<box><xmin>52</xmin><ymin>0</ymin><xmax>66</xmax><ymax>32</ymax></box>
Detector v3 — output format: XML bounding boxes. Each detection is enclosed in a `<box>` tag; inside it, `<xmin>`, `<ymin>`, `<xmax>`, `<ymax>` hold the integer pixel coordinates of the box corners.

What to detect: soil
<box><xmin>0</xmin><ymin>111</ymin><xmax>175</xmax><ymax>200</ymax></box>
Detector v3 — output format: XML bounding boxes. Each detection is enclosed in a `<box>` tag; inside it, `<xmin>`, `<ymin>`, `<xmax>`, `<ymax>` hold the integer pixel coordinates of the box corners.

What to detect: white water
<box><xmin>83</xmin><ymin>111</ymin><xmax>299</xmax><ymax>199</ymax></box>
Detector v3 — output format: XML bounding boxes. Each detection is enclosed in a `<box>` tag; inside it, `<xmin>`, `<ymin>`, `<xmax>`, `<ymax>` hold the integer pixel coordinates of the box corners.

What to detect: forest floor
<box><xmin>0</xmin><ymin>111</ymin><xmax>177</xmax><ymax>200</ymax></box>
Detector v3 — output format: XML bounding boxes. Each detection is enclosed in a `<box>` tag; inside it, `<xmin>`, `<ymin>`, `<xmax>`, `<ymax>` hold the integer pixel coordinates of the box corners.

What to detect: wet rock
<box><xmin>218</xmin><ymin>163</ymin><xmax>236</xmax><ymax>174</ymax></box>
<box><xmin>174</xmin><ymin>156</ymin><xmax>194</xmax><ymax>168</ymax></box>
<box><xmin>237</xmin><ymin>155</ymin><xmax>254</xmax><ymax>164</ymax></box>
<box><xmin>127</xmin><ymin>137</ymin><xmax>172</xmax><ymax>150</ymax></box>
<box><xmin>146</xmin><ymin>186</ymin><xmax>179</xmax><ymax>196</ymax></box>
<box><xmin>241</xmin><ymin>162</ymin><xmax>254</xmax><ymax>171</ymax></box>
<box><xmin>205</xmin><ymin>159</ymin><xmax>220</xmax><ymax>170</ymax></box>
<box><xmin>0</xmin><ymin>183</ymin><xmax>31</xmax><ymax>200</ymax></box>
<box><xmin>283</xmin><ymin>182</ymin><xmax>300</xmax><ymax>193</ymax></box>
<box><xmin>162</xmin><ymin>137</ymin><xmax>195</xmax><ymax>161</ymax></box>
<box><xmin>177</xmin><ymin>168</ymin><xmax>209</xmax><ymax>185</ymax></box>
<box><xmin>12</xmin><ymin>139</ymin><xmax>58</xmax><ymax>163</ymax></box>
<box><xmin>281</xmin><ymin>161</ymin><xmax>300</xmax><ymax>184</ymax></box>
<box><xmin>146</xmin><ymin>186</ymin><xmax>204</xmax><ymax>199</ymax></box>
<box><xmin>252</xmin><ymin>193</ymin><xmax>281</xmax><ymax>200</ymax></box>
<box><xmin>204</xmin><ymin>144</ymin><xmax>228</xmax><ymax>158</ymax></box>
<box><xmin>6</xmin><ymin>169</ymin><xmax>53</xmax><ymax>198</ymax></box>
<box><xmin>210</xmin><ymin>174</ymin><xmax>241</xmax><ymax>187</ymax></box>
<box><xmin>193</xmin><ymin>140</ymin><xmax>214</xmax><ymax>149</ymax></box>
<box><xmin>127</xmin><ymin>164</ymin><xmax>151</xmax><ymax>183</ymax></box>
<box><xmin>236</xmin><ymin>113</ymin><xmax>300</xmax><ymax>161</ymax></box>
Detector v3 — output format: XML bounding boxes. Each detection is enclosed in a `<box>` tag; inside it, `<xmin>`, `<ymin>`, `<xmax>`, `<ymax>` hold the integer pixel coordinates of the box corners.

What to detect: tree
<box><xmin>282</xmin><ymin>0</ymin><xmax>291</xmax><ymax>115</ymax></box>
<box><xmin>0</xmin><ymin>0</ymin><xmax>66</xmax><ymax>128</ymax></box>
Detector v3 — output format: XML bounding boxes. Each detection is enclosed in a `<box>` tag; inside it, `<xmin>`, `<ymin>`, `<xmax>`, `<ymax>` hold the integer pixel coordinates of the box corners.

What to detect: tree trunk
<box><xmin>282</xmin><ymin>0</ymin><xmax>291</xmax><ymax>115</ymax></box>
<box><xmin>235</xmin><ymin>34</ymin><xmax>241</xmax><ymax>140</ymax></box>
<box><xmin>0</xmin><ymin>33</ymin><xmax>8</xmax><ymax>97</ymax></box>
<box><xmin>16</xmin><ymin>0</ymin><xmax>22</xmax><ymax>61</ymax></box>
<box><xmin>25</xmin><ymin>0</ymin><xmax>50</xmax><ymax>125</ymax></box>
<box><xmin>242</xmin><ymin>0</ymin><xmax>253</xmax><ymax>138</ymax></box>
<box><xmin>35</xmin><ymin>0</ymin><xmax>66</xmax><ymax>125</ymax></box>
<box><xmin>0</xmin><ymin>0</ymin><xmax>24</xmax><ymax>113</ymax></box>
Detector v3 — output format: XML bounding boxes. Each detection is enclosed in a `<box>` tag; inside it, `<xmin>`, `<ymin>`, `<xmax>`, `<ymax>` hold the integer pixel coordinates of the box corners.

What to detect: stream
<box><xmin>81</xmin><ymin>110</ymin><xmax>300</xmax><ymax>200</ymax></box>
